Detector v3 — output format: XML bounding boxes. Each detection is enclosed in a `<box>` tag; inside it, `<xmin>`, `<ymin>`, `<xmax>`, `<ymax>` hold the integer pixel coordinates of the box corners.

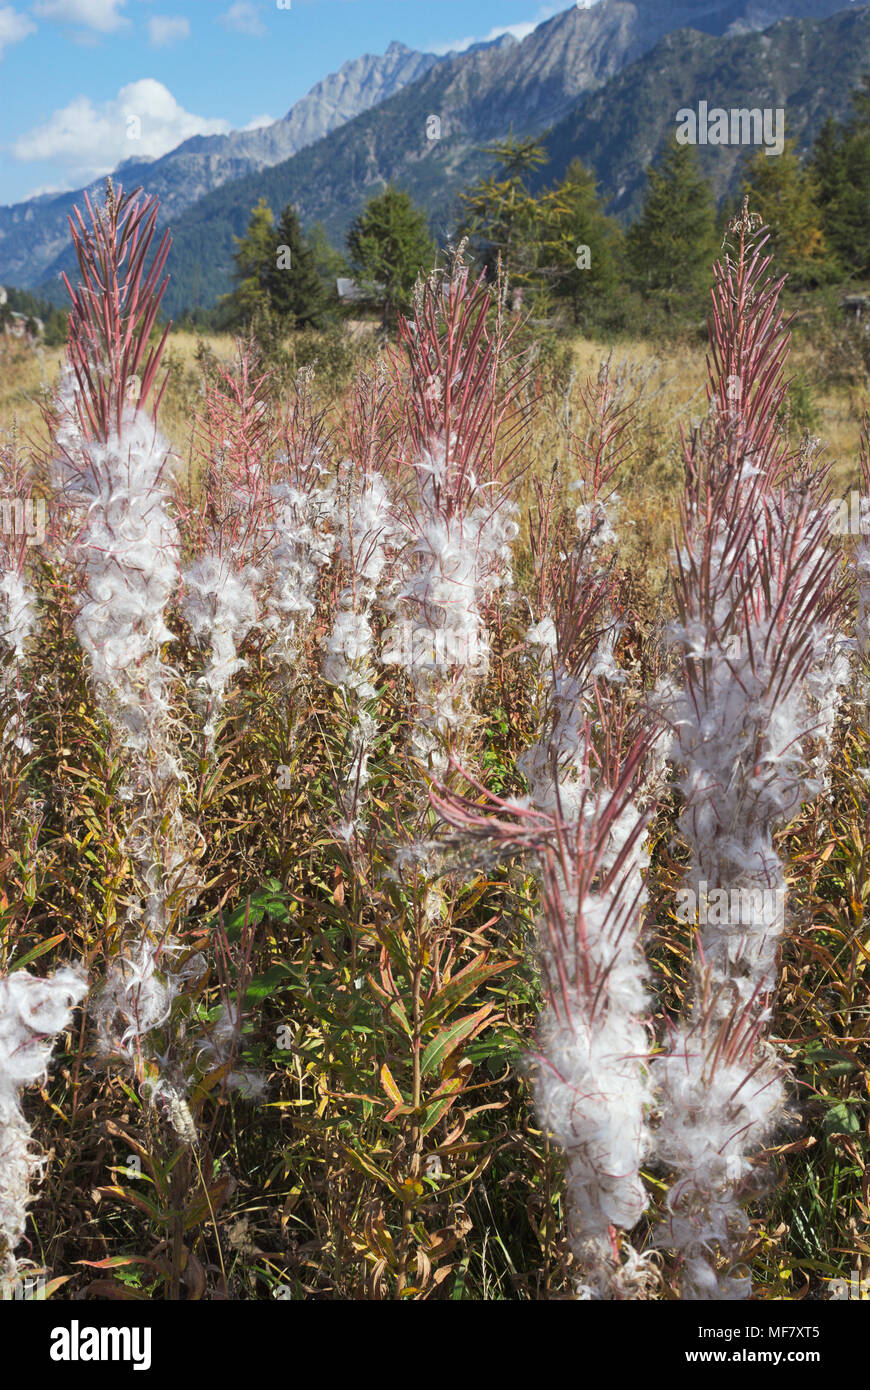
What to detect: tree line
<box><xmin>12</xmin><ymin>73</ymin><xmax>869</xmax><ymax>344</ymax></box>
<box><xmin>213</xmin><ymin>73</ymin><xmax>870</xmax><ymax>340</ymax></box>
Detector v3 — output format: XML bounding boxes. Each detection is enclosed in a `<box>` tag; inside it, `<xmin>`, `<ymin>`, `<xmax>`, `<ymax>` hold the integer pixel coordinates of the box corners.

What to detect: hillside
<box><xmin>4</xmin><ymin>0</ymin><xmax>864</xmax><ymax>312</ymax></box>
<box><xmin>0</xmin><ymin>41</ymin><xmax>442</xmax><ymax>289</ymax></box>
<box><xmin>153</xmin><ymin>4</ymin><xmax>870</xmax><ymax>315</ymax></box>
<box><xmin>539</xmin><ymin>6</ymin><xmax>870</xmax><ymax>219</ymax></box>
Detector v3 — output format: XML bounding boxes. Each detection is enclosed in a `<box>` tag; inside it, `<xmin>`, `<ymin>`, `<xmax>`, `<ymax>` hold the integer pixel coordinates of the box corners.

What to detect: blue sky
<box><xmin>0</xmin><ymin>0</ymin><xmax>578</xmax><ymax>205</ymax></box>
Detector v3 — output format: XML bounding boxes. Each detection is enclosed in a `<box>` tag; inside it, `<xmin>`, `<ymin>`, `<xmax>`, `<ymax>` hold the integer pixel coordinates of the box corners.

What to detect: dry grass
<box><xmin>1</xmin><ymin>315</ymin><xmax>869</xmax><ymax>1302</ymax></box>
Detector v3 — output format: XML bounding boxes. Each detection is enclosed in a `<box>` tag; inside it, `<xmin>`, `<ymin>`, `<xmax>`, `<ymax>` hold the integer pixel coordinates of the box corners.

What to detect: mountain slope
<box><xmin>19</xmin><ymin>0</ymin><xmax>658</xmax><ymax>308</ymax></box>
<box><xmin>631</xmin><ymin>0</ymin><xmax>850</xmax><ymax>32</ymax></box>
<box><xmin>539</xmin><ymin>6</ymin><xmax>870</xmax><ymax>220</ymax></box>
<box><xmin>0</xmin><ymin>41</ymin><xmax>440</xmax><ymax>288</ymax></box>
<box><xmin>5</xmin><ymin>0</ymin><xmax>862</xmax><ymax>308</ymax></box>
<box><xmin>147</xmin><ymin>2</ymin><xmax>867</xmax><ymax>314</ymax></box>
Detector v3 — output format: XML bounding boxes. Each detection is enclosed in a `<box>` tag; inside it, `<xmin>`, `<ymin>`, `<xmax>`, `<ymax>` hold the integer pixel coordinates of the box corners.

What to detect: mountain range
<box><xmin>0</xmin><ymin>0</ymin><xmax>867</xmax><ymax>313</ymax></box>
<box><xmin>540</xmin><ymin>5</ymin><xmax>870</xmax><ymax>219</ymax></box>
<box><xmin>0</xmin><ymin>38</ymin><xmax>442</xmax><ymax>291</ymax></box>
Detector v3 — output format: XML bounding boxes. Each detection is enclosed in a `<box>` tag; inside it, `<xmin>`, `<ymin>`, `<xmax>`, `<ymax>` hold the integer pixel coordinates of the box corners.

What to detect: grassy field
<box><xmin>4</xmin><ymin>318</ymin><xmax>866</xmax><ymax>570</ymax></box>
<box><xmin>1</xmin><ymin>281</ymin><xmax>869</xmax><ymax>1303</ymax></box>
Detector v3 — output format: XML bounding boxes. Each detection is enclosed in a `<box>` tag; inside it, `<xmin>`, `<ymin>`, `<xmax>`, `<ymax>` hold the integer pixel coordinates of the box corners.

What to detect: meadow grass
<box><xmin>1</xmin><ymin>263</ymin><xmax>869</xmax><ymax>1301</ymax></box>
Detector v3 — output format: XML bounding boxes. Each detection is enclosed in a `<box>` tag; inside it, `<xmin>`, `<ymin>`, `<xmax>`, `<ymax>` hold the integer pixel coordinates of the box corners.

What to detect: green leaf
<box><xmin>824</xmin><ymin>1101</ymin><xmax>862</xmax><ymax>1138</ymax></box>
<box><xmin>219</xmin><ymin>883</ymin><xmax>292</xmax><ymax>939</ymax></box>
<box><xmin>10</xmin><ymin>934</ymin><xmax>67</xmax><ymax>971</ymax></box>
<box><xmin>423</xmin><ymin>956</ymin><xmax>516</xmax><ymax>1025</ymax></box>
<box><xmin>421</xmin><ymin>1003</ymin><xmax>494</xmax><ymax>1078</ymax></box>
<box><xmin>244</xmin><ymin>962</ymin><xmax>294</xmax><ymax>1003</ymax></box>
<box><xmin>420</xmin><ymin>1082</ymin><xmax>463</xmax><ymax>1137</ymax></box>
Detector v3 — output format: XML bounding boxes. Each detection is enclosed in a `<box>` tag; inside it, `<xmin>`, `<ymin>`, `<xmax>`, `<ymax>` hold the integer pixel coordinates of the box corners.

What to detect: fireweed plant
<box><xmin>438</xmin><ymin>365</ymin><xmax>666</xmax><ymax>1299</ymax></box>
<box><xmin>567</xmin><ymin>360</ymin><xmax>637</xmax><ymax>688</ymax></box>
<box><xmin>432</xmin><ymin>710</ymin><xmax>660</xmax><ymax>1300</ymax></box>
<box><xmin>46</xmin><ymin>183</ymin><xmax>208</xmax><ymax>1136</ymax></box>
<box><xmin>521</xmin><ymin>356</ymin><xmax>638</xmax><ymax>819</ymax></box>
<box><xmin>432</xmin><ymin>210</ymin><xmax>856</xmax><ymax>1302</ymax></box>
<box><xmin>178</xmin><ymin>345</ymin><xmax>276</xmax><ymax>752</ymax></box>
<box><xmin>433</xmin><ymin>399</ymin><xmax>662</xmax><ymax>1297</ymax></box>
<box><xmin>382</xmin><ymin>256</ymin><xmax>526</xmax><ymax>779</ymax></box>
<box><xmin>0</xmin><ymin>438</ymin><xmax>91</xmax><ymax>1294</ymax></box>
<box><xmin>312</xmin><ymin>259</ymin><xmax>537</xmax><ymax>1296</ymax></box>
<box><xmin>322</xmin><ymin>363</ymin><xmax>399</xmax><ymax>838</ymax></box>
<box><xmin>853</xmin><ymin>418</ymin><xmax>870</xmax><ymax>672</ymax></box>
<box><xmin>0</xmin><ymin>966</ymin><xmax>88</xmax><ymax>1286</ymax></box>
<box><xmin>0</xmin><ymin>436</ymin><xmax>41</xmax><ymax>755</ymax></box>
<box><xmin>258</xmin><ymin>369</ymin><xmax>337</xmax><ymax>676</ymax></box>
<box><xmin>1</xmin><ymin>174</ymin><xmax>867</xmax><ymax>1299</ymax></box>
<box><xmin>651</xmin><ymin>207</ymin><xmax>850</xmax><ymax>1299</ymax></box>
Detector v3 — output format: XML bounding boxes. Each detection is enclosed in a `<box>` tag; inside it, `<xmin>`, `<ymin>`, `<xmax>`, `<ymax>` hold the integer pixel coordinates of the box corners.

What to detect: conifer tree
<box><xmin>459</xmin><ymin>134</ymin><xmax>550</xmax><ymax>286</ymax></box>
<box><xmin>223</xmin><ymin>199</ymin><xmax>328</xmax><ymax>330</ymax></box>
<box><xmin>812</xmin><ymin>77</ymin><xmax>870</xmax><ymax>278</ymax></box>
<box><xmin>308</xmin><ymin>222</ymin><xmax>350</xmax><ymax>288</ymax></box>
<box><xmin>224</xmin><ymin>197</ymin><xmax>275</xmax><ymax>327</ymax></box>
<box><xmin>347</xmin><ymin>185</ymin><xmax>435</xmax><ymax>328</ymax></box>
<box><xmin>262</xmin><ymin>203</ymin><xmax>327</xmax><ymax>329</ymax></box>
<box><xmin>626</xmin><ymin>139</ymin><xmax>718</xmax><ymax>315</ymax></box>
<box><xmin>742</xmin><ymin>139</ymin><xmax>829</xmax><ymax>286</ymax></box>
<box><xmin>542</xmin><ymin>158</ymin><xmax>624</xmax><ymax>325</ymax></box>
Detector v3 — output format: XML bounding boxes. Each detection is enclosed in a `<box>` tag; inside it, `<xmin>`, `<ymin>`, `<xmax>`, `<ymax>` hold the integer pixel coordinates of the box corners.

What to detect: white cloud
<box><xmin>147</xmin><ymin>14</ymin><xmax>189</xmax><ymax>46</ymax></box>
<box><xmin>0</xmin><ymin>5</ymin><xmax>36</xmax><ymax>58</ymax></box>
<box><xmin>429</xmin><ymin>23</ymin><xmax>532</xmax><ymax>56</ymax></box>
<box><xmin>430</xmin><ymin>4</ymin><xmax>571</xmax><ymax>56</ymax></box>
<box><xmin>12</xmin><ymin>79</ymin><xmax>230</xmax><ymax>184</ymax></box>
<box><xmin>219</xmin><ymin>2</ymin><xmax>265</xmax><ymax>38</ymax></box>
<box><xmin>242</xmin><ymin>113</ymin><xmax>274</xmax><ymax>131</ymax></box>
<box><xmin>33</xmin><ymin>0</ymin><xmax>129</xmax><ymax>32</ymax></box>
<box><xmin>22</xmin><ymin>182</ymin><xmax>67</xmax><ymax>200</ymax></box>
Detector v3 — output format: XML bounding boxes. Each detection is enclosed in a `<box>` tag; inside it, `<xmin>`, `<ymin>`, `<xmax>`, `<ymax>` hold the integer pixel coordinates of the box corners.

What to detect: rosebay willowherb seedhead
<box><xmin>381</xmin><ymin>256</ymin><xmax>526</xmax><ymax>777</ymax></box>
<box><xmin>649</xmin><ymin>206</ymin><xmax>849</xmax><ymax>1299</ymax></box>
<box><xmin>1</xmin><ymin>142</ymin><xmax>866</xmax><ymax>1306</ymax></box>
<box><xmin>432</xmin><ymin>719</ymin><xmax>661</xmax><ymax>1300</ymax></box>
<box><xmin>432</xmin><ymin>203</ymin><xmax>854</xmax><ymax>1301</ymax></box>
<box><xmin>0</xmin><ymin>967</ymin><xmax>88</xmax><ymax>1280</ymax></box>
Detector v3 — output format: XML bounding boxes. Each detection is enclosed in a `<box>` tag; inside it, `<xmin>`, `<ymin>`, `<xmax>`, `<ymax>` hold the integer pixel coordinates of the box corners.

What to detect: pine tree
<box><xmin>742</xmin><ymin>139</ymin><xmax>829</xmax><ymax>287</ymax></box>
<box><xmin>224</xmin><ymin>197</ymin><xmax>275</xmax><ymax>328</ymax></box>
<box><xmin>459</xmin><ymin>134</ymin><xmax>550</xmax><ymax>287</ymax></box>
<box><xmin>262</xmin><ymin>204</ymin><xmax>327</xmax><ymax>329</ymax></box>
<box><xmin>812</xmin><ymin>78</ymin><xmax>870</xmax><ymax>279</ymax></box>
<box><xmin>541</xmin><ymin>158</ymin><xmax>624</xmax><ymax>326</ymax></box>
<box><xmin>305</xmin><ymin>223</ymin><xmax>350</xmax><ymax>321</ymax></box>
<box><xmin>626</xmin><ymin>139</ymin><xmax>718</xmax><ymax>315</ymax></box>
<box><xmin>222</xmin><ymin>199</ymin><xmax>327</xmax><ymax>330</ymax></box>
<box><xmin>347</xmin><ymin>185</ymin><xmax>435</xmax><ymax>327</ymax></box>
<box><xmin>308</xmin><ymin>223</ymin><xmax>349</xmax><ymax>283</ymax></box>
<box><xmin>43</xmin><ymin>306</ymin><xmax>69</xmax><ymax>347</ymax></box>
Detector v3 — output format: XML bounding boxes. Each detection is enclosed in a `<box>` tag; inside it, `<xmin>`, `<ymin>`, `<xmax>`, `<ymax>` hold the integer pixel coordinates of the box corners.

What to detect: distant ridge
<box><xmin>1</xmin><ymin>1</ymin><xmax>863</xmax><ymax>311</ymax></box>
